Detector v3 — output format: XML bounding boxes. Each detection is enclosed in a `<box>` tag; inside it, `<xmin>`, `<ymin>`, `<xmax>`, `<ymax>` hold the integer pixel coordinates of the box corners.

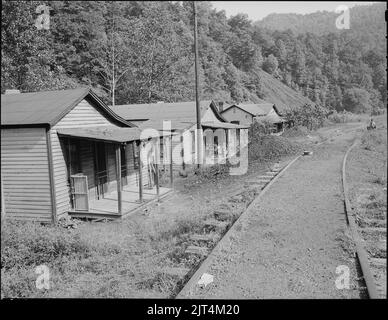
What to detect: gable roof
<box><xmin>110</xmin><ymin>100</ymin><xmax>227</xmax><ymax>124</ymax></box>
<box><xmin>222</xmin><ymin>101</ymin><xmax>276</xmax><ymax>117</ymax></box>
<box><xmin>1</xmin><ymin>87</ymin><xmax>134</xmax><ymax>128</ymax></box>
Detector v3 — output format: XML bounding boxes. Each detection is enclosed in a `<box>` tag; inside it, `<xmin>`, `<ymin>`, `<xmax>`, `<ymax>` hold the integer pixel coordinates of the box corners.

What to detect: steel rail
<box><xmin>342</xmin><ymin>139</ymin><xmax>380</xmax><ymax>299</ymax></box>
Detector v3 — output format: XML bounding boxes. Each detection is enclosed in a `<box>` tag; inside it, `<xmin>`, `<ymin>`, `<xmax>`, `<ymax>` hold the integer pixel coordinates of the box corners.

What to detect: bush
<box><xmin>248</xmin><ymin>134</ymin><xmax>301</xmax><ymax>162</ymax></box>
<box><xmin>193</xmin><ymin>163</ymin><xmax>230</xmax><ymax>180</ymax></box>
<box><xmin>328</xmin><ymin>110</ymin><xmax>364</xmax><ymax>123</ymax></box>
<box><xmin>284</xmin><ymin>104</ymin><xmax>329</xmax><ymax>130</ymax></box>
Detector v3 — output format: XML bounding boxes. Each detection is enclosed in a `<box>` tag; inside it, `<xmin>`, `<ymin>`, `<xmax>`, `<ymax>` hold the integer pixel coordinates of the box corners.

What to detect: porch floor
<box><xmin>70</xmin><ymin>184</ymin><xmax>172</xmax><ymax>218</ymax></box>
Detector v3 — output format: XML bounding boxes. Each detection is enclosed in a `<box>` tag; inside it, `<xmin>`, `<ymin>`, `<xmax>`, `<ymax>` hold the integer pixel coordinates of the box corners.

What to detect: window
<box><xmin>64</xmin><ymin>138</ymin><xmax>81</xmax><ymax>177</ymax></box>
<box><xmin>231</xmin><ymin>121</ymin><xmax>240</xmax><ymax>125</ymax></box>
<box><xmin>214</xmin><ymin>136</ymin><xmax>219</xmax><ymax>156</ymax></box>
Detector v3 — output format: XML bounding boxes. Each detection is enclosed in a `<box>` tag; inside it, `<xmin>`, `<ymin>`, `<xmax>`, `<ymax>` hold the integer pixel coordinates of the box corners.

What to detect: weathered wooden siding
<box><xmin>50</xmin><ymin>99</ymin><xmax>115</xmax><ymax>217</ymax></box>
<box><xmin>125</xmin><ymin>143</ymin><xmax>140</xmax><ymax>187</ymax></box>
<box><xmin>1</xmin><ymin>128</ymin><xmax>52</xmax><ymax>222</ymax></box>
<box><xmin>221</xmin><ymin>107</ymin><xmax>253</xmax><ymax>126</ymax></box>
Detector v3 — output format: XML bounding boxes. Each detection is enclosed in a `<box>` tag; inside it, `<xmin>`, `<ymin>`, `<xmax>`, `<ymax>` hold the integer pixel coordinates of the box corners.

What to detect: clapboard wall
<box><xmin>1</xmin><ymin>127</ymin><xmax>52</xmax><ymax>222</ymax></box>
<box><xmin>50</xmin><ymin>99</ymin><xmax>115</xmax><ymax>217</ymax></box>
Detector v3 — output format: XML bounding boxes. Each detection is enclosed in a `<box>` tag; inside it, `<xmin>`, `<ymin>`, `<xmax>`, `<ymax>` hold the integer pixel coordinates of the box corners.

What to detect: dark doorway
<box><xmin>120</xmin><ymin>145</ymin><xmax>128</xmax><ymax>187</ymax></box>
<box><xmin>94</xmin><ymin>142</ymin><xmax>108</xmax><ymax>199</ymax></box>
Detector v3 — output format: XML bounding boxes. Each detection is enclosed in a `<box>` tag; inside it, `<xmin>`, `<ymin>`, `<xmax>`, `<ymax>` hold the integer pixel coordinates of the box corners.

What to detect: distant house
<box><xmin>110</xmin><ymin>101</ymin><xmax>249</xmax><ymax>170</ymax></box>
<box><xmin>221</xmin><ymin>101</ymin><xmax>287</xmax><ymax>133</ymax></box>
<box><xmin>1</xmin><ymin>88</ymin><xmax>172</xmax><ymax>223</ymax></box>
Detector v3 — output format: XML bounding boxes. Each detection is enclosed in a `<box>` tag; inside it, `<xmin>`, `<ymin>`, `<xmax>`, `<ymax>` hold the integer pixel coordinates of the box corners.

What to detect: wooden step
<box><xmin>185</xmin><ymin>245</ymin><xmax>208</xmax><ymax>256</ymax></box>
<box><xmin>190</xmin><ymin>234</ymin><xmax>215</xmax><ymax>242</ymax></box>
<box><xmin>162</xmin><ymin>267</ymin><xmax>190</xmax><ymax>277</ymax></box>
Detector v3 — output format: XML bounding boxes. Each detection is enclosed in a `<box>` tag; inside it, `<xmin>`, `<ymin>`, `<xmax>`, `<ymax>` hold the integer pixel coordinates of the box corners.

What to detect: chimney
<box><xmin>5</xmin><ymin>89</ymin><xmax>21</xmax><ymax>94</ymax></box>
<box><xmin>218</xmin><ymin>101</ymin><xmax>224</xmax><ymax>112</ymax></box>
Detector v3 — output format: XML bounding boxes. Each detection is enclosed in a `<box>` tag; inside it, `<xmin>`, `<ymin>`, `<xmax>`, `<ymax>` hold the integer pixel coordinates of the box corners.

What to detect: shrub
<box><xmin>248</xmin><ymin>134</ymin><xmax>301</xmax><ymax>162</ymax></box>
<box><xmin>284</xmin><ymin>104</ymin><xmax>329</xmax><ymax>130</ymax></box>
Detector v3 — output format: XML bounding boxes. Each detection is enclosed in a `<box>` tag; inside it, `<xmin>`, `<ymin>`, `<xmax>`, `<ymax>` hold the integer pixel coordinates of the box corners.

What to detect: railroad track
<box><xmin>171</xmin><ymin>131</ymin><xmax>343</xmax><ymax>298</ymax></box>
<box><xmin>342</xmin><ymin>139</ymin><xmax>387</xmax><ymax>299</ymax></box>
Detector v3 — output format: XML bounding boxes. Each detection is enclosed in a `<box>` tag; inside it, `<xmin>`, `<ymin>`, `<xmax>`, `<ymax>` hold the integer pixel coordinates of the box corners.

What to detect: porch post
<box><xmin>154</xmin><ymin>138</ymin><xmax>160</xmax><ymax>200</ymax></box>
<box><xmin>155</xmin><ymin>163</ymin><xmax>160</xmax><ymax>200</ymax></box>
<box><xmin>137</xmin><ymin>141</ymin><xmax>143</xmax><ymax>202</ymax></box>
<box><xmin>180</xmin><ymin>134</ymin><xmax>185</xmax><ymax>171</ymax></box>
<box><xmin>115</xmin><ymin>144</ymin><xmax>122</xmax><ymax>215</ymax></box>
<box><xmin>169</xmin><ymin>135</ymin><xmax>173</xmax><ymax>187</ymax></box>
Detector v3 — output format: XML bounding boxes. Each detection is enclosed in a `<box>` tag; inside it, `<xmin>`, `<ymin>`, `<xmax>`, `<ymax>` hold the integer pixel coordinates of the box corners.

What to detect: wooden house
<box><xmin>221</xmin><ymin>100</ymin><xmax>287</xmax><ymax>133</ymax></box>
<box><xmin>110</xmin><ymin>101</ymin><xmax>249</xmax><ymax>170</ymax></box>
<box><xmin>1</xmin><ymin>88</ymin><xmax>173</xmax><ymax>223</ymax></box>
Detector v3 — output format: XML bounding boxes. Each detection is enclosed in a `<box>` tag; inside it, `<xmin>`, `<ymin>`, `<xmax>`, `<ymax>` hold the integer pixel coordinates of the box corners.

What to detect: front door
<box><xmin>95</xmin><ymin>142</ymin><xmax>108</xmax><ymax>199</ymax></box>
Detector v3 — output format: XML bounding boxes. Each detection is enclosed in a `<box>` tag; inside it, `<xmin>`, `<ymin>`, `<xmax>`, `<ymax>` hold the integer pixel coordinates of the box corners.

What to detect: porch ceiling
<box><xmin>56</xmin><ymin>125</ymin><xmax>168</xmax><ymax>143</ymax></box>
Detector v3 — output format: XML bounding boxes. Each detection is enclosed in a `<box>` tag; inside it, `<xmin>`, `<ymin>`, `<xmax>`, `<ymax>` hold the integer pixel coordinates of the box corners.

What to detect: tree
<box><xmin>342</xmin><ymin>88</ymin><xmax>371</xmax><ymax>114</ymax></box>
<box><xmin>262</xmin><ymin>54</ymin><xmax>278</xmax><ymax>75</ymax></box>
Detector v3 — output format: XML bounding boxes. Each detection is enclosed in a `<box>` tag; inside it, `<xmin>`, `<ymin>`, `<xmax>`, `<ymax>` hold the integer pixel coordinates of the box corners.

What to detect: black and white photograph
<box><xmin>0</xmin><ymin>0</ymin><xmax>386</xmax><ymax>309</ymax></box>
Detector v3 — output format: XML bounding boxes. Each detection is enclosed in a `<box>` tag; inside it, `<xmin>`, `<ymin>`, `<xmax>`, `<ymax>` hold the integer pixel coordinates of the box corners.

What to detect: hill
<box><xmin>256</xmin><ymin>3</ymin><xmax>386</xmax><ymax>39</ymax></box>
<box><xmin>258</xmin><ymin>69</ymin><xmax>314</xmax><ymax>113</ymax></box>
<box><xmin>1</xmin><ymin>1</ymin><xmax>386</xmax><ymax>114</ymax></box>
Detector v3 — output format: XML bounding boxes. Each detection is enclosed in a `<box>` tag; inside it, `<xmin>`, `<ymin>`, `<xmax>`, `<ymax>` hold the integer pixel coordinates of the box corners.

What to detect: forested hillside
<box><xmin>1</xmin><ymin>1</ymin><xmax>386</xmax><ymax>114</ymax></box>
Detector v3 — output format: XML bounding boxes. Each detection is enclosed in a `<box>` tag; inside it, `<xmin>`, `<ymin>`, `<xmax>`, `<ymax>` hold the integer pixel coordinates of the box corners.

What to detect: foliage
<box><xmin>250</xmin><ymin>119</ymin><xmax>273</xmax><ymax>135</ymax></box>
<box><xmin>248</xmin><ymin>132</ymin><xmax>301</xmax><ymax>162</ymax></box>
<box><xmin>262</xmin><ymin>54</ymin><xmax>279</xmax><ymax>75</ymax></box>
<box><xmin>1</xmin><ymin>1</ymin><xmax>386</xmax><ymax>113</ymax></box>
<box><xmin>284</xmin><ymin>103</ymin><xmax>329</xmax><ymax>130</ymax></box>
<box><xmin>342</xmin><ymin>87</ymin><xmax>371</xmax><ymax>114</ymax></box>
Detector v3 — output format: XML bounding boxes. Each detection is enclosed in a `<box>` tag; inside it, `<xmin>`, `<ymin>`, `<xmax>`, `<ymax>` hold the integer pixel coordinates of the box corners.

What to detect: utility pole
<box><xmin>111</xmin><ymin>1</ymin><xmax>116</xmax><ymax>107</ymax></box>
<box><xmin>193</xmin><ymin>1</ymin><xmax>202</xmax><ymax>169</ymax></box>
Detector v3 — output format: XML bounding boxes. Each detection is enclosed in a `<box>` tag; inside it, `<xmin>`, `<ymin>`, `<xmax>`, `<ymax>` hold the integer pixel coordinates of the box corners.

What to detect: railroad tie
<box><xmin>162</xmin><ymin>267</ymin><xmax>191</xmax><ymax>277</ymax></box>
<box><xmin>362</xmin><ymin>227</ymin><xmax>386</xmax><ymax>236</ymax></box>
<box><xmin>369</xmin><ymin>257</ymin><xmax>386</xmax><ymax>268</ymax></box>
<box><xmin>203</xmin><ymin>219</ymin><xmax>229</xmax><ymax>230</ymax></box>
<box><xmin>189</xmin><ymin>234</ymin><xmax>215</xmax><ymax>242</ymax></box>
<box><xmin>185</xmin><ymin>245</ymin><xmax>208</xmax><ymax>256</ymax></box>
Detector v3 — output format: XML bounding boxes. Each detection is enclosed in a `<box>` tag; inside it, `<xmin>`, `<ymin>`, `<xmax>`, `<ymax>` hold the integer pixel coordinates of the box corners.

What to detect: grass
<box><xmin>1</xmin><ymin>123</ymin><xmax>318</xmax><ymax>298</ymax></box>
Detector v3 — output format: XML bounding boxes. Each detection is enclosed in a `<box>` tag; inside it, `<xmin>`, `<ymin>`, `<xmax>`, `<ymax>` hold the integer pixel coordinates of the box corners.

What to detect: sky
<box><xmin>210</xmin><ymin>1</ymin><xmax>377</xmax><ymax>21</ymax></box>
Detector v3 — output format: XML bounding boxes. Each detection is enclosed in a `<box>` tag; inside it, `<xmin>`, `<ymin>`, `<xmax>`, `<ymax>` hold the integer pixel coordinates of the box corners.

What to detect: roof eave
<box><xmin>1</xmin><ymin>123</ymin><xmax>50</xmax><ymax>129</ymax></box>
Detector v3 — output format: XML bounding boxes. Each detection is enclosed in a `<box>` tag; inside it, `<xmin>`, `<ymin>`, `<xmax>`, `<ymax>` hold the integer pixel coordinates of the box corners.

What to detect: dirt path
<box><xmin>179</xmin><ymin>124</ymin><xmax>364</xmax><ymax>299</ymax></box>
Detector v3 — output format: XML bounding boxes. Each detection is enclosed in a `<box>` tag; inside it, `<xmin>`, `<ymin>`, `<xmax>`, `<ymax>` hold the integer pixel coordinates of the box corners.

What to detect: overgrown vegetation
<box><xmin>1</xmin><ymin>1</ymin><xmax>386</xmax><ymax>113</ymax></box>
<box><xmin>248</xmin><ymin>122</ymin><xmax>302</xmax><ymax>162</ymax></box>
<box><xmin>284</xmin><ymin>103</ymin><xmax>329</xmax><ymax>130</ymax></box>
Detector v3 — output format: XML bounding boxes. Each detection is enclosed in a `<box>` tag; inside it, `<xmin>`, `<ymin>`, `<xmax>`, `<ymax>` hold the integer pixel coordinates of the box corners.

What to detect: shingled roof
<box><xmin>110</xmin><ymin>100</ymin><xmax>227</xmax><ymax>124</ymax></box>
<box><xmin>1</xmin><ymin>88</ymin><xmax>133</xmax><ymax>128</ymax></box>
<box><xmin>222</xmin><ymin>101</ymin><xmax>276</xmax><ymax>117</ymax></box>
